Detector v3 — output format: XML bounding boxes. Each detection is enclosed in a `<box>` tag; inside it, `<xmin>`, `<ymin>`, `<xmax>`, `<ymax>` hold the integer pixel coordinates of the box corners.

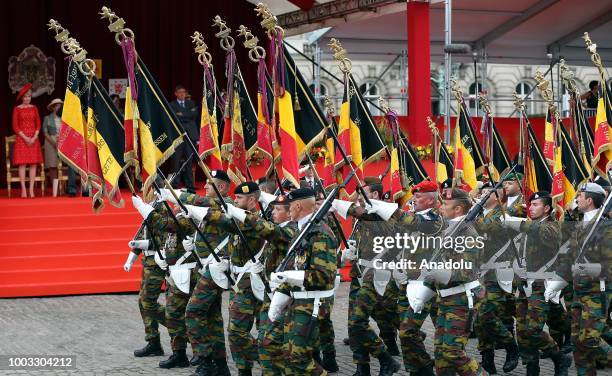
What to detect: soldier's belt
<box><xmin>438</xmin><ymin>280</ymin><xmax>480</xmax><ymax>309</ymax></box>
<box><xmin>230</xmin><ymin>264</ymin><xmax>252</xmax><ymax>274</ymax></box>
<box><xmin>526</xmin><ymin>271</ymin><xmax>558</xmax><ymax>280</ymax></box>
<box><xmin>291</xmin><ymin>289</ymin><xmax>335</xmax><ymax>318</ymax></box>
<box><xmin>169</xmin><ymin>262</ymin><xmax>197</xmax><ymax>271</ymax></box>
<box><xmin>480</xmin><ymin>261</ymin><xmax>511</xmax><ymax>271</ymax></box>
<box><xmin>143</xmin><ymin>250</ymin><xmax>157</xmax><ymax>257</ymax></box>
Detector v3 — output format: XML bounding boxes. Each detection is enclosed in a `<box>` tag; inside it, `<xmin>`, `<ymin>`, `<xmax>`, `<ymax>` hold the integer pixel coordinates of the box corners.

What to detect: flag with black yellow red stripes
<box><xmin>524</xmin><ymin>119</ymin><xmax>552</xmax><ymax>197</ymax></box>
<box><xmin>454</xmin><ymin>102</ymin><xmax>485</xmax><ymax>190</ymax></box>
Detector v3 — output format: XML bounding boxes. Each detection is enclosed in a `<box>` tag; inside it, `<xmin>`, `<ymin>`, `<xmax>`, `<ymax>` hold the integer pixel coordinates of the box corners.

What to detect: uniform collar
<box><xmin>507</xmin><ymin>195</ymin><xmax>519</xmax><ymax>207</ymax></box>
<box><xmin>582</xmin><ymin>208</ymin><xmax>599</xmax><ymax>222</ymax></box>
<box><xmin>297</xmin><ymin>213</ymin><xmax>314</xmax><ymax>231</ymax></box>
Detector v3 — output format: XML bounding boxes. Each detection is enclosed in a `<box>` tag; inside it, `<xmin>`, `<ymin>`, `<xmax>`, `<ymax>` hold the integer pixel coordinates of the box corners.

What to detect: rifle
<box><xmin>277</xmin><ymin>163</ymin><xmax>361</xmax><ymax>273</ymax></box>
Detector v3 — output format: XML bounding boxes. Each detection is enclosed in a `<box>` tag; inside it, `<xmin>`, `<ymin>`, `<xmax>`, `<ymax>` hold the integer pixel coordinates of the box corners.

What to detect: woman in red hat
<box><xmin>12</xmin><ymin>83</ymin><xmax>43</xmax><ymax>198</ymax></box>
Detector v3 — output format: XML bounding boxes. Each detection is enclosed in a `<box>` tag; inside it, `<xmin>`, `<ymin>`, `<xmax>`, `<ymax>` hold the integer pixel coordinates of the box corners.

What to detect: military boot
<box><xmin>134</xmin><ymin>338</ymin><xmax>164</xmax><ymax>357</ymax></box>
<box><xmin>312</xmin><ymin>348</ymin><xmax>322</xmax><ymax>366</ymax></box>
<box><xmin>190</xmin><ymin>355</ymin><xmax>201</xmax><ymax>366</ymax></box>
<box><xmin>353</xmin><ymin>363</ymin><xmax>371</xmax><ymax>376</ymax></box>
<box><xmin>502</xmin><ymin>340</ymin><xmax>519</xmax><ymax>372</ymax></box>
<box><xmin>322</xmin><ymin>350</ymin><xmax>339</xmax><ymax>372</ymax></box>
<box><xmin>560</xmin><ymin>331</ymin><xmax>572</xmax><ymax>354</ymax></box>
<box><xmin>191</xmin><ymin>357</ymin><xmax>214</xmax><ymax>376</ymax></box>
<box><xmin>344</xmin><ymin>337</ymin><xmax>350</xmax><ymax>345</ymax></box>
<box><xmin>411</xmin><ymin>365</ymin><xmax>435</xmax><ymax>376</ymax></box>
<box><xmin>551</xmin><ymin>352</ymin><xmax>571</xmax><ymax>376</ymax></box>
<box><xmin>480</xmin><ymin>349</ymin><xmax>497</xmax><ymax>374</ymax></box>
<box><xmin>525</xmin><ymin>361</ymin><xmax>540</xmax><ymax>376</ymax></box>
<box><xmin>158</xmin><ymin>349</ymin><xmax>189</xmax><ymax>368</ymax></box>
<box><xmin>377</xmin><ymin>351</ymin><xmax>401</xmax><ymax>376</ymax></box>
<box><xmin>237</xmin><ymin>368</ymin><xmax>252</xmax><ymax>376</ymax></box>
<box><xmin>213</xmin><ymin>358</ymin><xmax>231</xmax><ymax>376</ymax></box>
<box><xmin>382</xmin><ymin>336</ymin><xmax>400</xmax><ymax>356</ymax></box>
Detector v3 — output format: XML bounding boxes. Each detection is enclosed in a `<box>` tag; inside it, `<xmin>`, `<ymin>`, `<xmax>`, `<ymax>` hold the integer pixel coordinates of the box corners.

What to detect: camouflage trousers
<box><xmin>516</xmin><ymin>281</ymin><xmax>560</xmax><ymax>363</ymax></box>
<box><xmin>138</xmin><ymin>259</ymin><xmax>166</xmax><ymax>342</ymax></box>
<box><xmin>318</xmin><ymin>295</ymin><xmax>336</xmax><ymax>355</ymax></box>
<box><xmin>165</xmin><ymin>268</ymin><xmax>198</xmax><ymax>351</ymax></box>
<box><xmin>185</xmin><ymin>269</ymin><xmax>226</xmax><ymax>360</ymax></box>
<box><xmin>228</xmin><ymin>279</ymin><xmax>261</xmax><ymax>371</ymax></box>
<box><xmin>547</xmin><ymin>284</ymin><xmax>572</xmax><ymax>346</ymax></box>
<box><xmin>348</xmin><ymin>277</ymin><xmax>398</xmax><ymax>364</ymax></box>
<box><xmin>475</xmin><ymin>281</ymin><xmax>515</xmax><ymax>351</ymax></box>
<box><xmin>571</xmin><ymin>280</ymin><xmax>611</xmax><ymax>376</ymax></box>
<box><xmin>258</xmin><ymin>298</ymin><xmax>286</xmax><ymax>376</ymax></box>
<box><xmin>434</xmin><ymin>289</ymin><xmax>484</xmax><ymax>376</ymax></box>
<box><xmin>398</xmin><ymin>287</ymin><xmax>437</xmax><ymax>372</ymax></box>
<box><xmin>283</xmin><ymin>298</ymin><xmax>332</xmax><ymax>375</ymax></box>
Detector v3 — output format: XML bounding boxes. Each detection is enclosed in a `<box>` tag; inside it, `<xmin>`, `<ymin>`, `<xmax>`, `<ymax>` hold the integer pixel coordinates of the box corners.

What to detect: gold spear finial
<box><xmin>559</xmin><ymin>59</ymin><xmax>578</xmax><ymax>94</ymax></box>
<box><xmin>323</xmin><ymin>95</ymin><xmax>335</xmax><ymax>117</ymax></box>
<box><xmin>450</xmin><ymin>78</ymin><xmax>463</xmax><ymax>101</ymax></box>
<box><xmin>212</xmin><ymin>15</ymin><xmax>235</xmax><ymax>51</ymax></box>
<box><xmin>255</xmin><ymin>2</ymin><xmax>281</xmax><ymax>37</ymax></box>
<box><xmin>48</xmin><ymin>19</ymin><xmax>70</xmax><ymax>43</ymax></box>
<box><xmin>237</xmin><ymin>25</ymin><xmax>266</xmax><ymax>62</ymax></box>
<box><xmin>191</xmin><ymin>31</ymin><xmax>212</xmax><ymax>67</ymax></box>
<box><xmin>512</xmin><ymin>92</ymin><xmax>526</xmax><ymax>113</ymax></box>
<box><xmin>378</xmin><ymin>96</ymin><xmax>390</xmax><ymax>114</ymax></box>
<box><xmin>535</xmin><ymin>70</ymin><xmax>559</xmax><ymax>118</ymax></box>
<box><xmin>477</xmin><ymin>92</ymin><xmax>492</xmax><ymax>115</ymax></box>
<box><xmin>427</xmin><ymin>116</ymin><xmax>439</xmax><ymax>135</ymax></box>
<box><xmin>583</xmin><ymin>32</ymin><xmax>606</xmax><ymax>79</ymax></box>
<box><xmin>47</xmin><ymin>21</ymin><xmax>95</xmax><ymax>76</ymax></box>
<box><xmin>328</xmin><ymin>38</ymin><xmax>352</xmax><ymax>73</ymax></box>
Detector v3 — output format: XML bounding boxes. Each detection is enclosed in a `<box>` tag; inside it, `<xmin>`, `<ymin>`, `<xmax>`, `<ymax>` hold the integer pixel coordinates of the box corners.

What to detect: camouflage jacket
<box><xmin>178</xmin><ymin>192</ymin><xmax>233</xmax><ymax>260</ymax></box>
<box><xmin>278</xmin><ymin>219</ymin><xmax>338</xmax><ymax>295</ymax></box>
<box><xmin>519</xmin><ymin>218</ymin><xmax>562</xmax><ymax>275</ymax></box>
<box><xmin>131</xmin><ymin>224</ymin><xmax>166</xmax><ymax>268</ymax></box>
<box><xmin>569</xmin><ymin>215</ymin><xmax>611</xmax><ymax>282</ymax></box>
<box><xmin>244</xmin><ymin>214</ymin><xmax>299</xmax><ymax>275</ymax></box>
<box><xmin>474</xmin><ymin>205</ymin><xmax>516</xmax><ymax>280</ymax></box>
<box><xmin>147</xmin><ymin>205</ymin><xmax>197</xmax><ymax>266</ymax></box>
<box><xmin>436</xmin><ymin>216</ymin><xmax>482</xmax><ymax>286</ymax></box>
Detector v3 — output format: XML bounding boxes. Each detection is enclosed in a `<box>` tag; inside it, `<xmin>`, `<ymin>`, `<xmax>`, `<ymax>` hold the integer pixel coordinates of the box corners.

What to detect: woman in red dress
<box><xmin>12</xmin><ymin>83</ymin><xmax>43</xmax><ymax>198</ymax></box>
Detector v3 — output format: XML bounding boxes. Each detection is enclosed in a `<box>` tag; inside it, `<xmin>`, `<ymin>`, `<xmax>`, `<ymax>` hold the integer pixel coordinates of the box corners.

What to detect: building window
<box><xmin>515</xmin><ymin>81</ymin><xmax>535</xmax><ymax>115</ymax></box>
<box><xmin>468</xmin><ymin>82</ymin><xmax>485</xmax><ymax>115</ymax></box>
<box><xmin>359</xmin><ymin>82</ymin><xmax>380</xmax><ymax>115</ymax></box>
<box><xmin>308</xmin><ymin>83</ymin><xmax>329</xmax><ymax>108</ymax></box>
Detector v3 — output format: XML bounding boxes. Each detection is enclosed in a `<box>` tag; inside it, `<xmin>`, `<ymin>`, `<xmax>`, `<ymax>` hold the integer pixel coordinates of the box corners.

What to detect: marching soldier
<box><xmin>502</xmin><ymin>191</ymin><xmax>572</xmax><ymax>376</ymax></box>
<box><xmin>569</xmin><ymin>183</ymin><xmax>611</xmax><ymax>375</ymax></box>
<box><xmin>161</xmin><ymin>170</ymin><xmax>234</xmax><ymax>376</ymax></box>
<box><xmin>333</xmin><ymin>176</ymin><xmax>403</xmax><ymax>376</ymax></box>
<box><xmin>123</xmin><ymin>224</ymin><xmax>167</xmax><ymax>358</ymax></box>
<box><xmin>473</xmin><ymin>182</ymin><xmax>519</xmax><ymax>373</ymax></box>
<box><xmin>131</xmin><ymin>194</ymin><xmax>199</xmax><ymax>369</ymax></box>
<box><xmin>267</xmin><ymin>188</ymin><xmax>338</xmax><ymax>375</ymax></box>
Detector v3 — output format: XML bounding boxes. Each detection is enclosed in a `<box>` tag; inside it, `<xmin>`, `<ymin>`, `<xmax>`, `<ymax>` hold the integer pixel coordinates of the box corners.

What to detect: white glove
<box><xmin>340</xmin><ymin>245</ymin><xmax>358</xmax><ymax>263</ymax></box>
<box><xmin>250</xmin><ymin>261</ymin><xmax>264</xmax><ymax>274</ymax></box>
<box><xmin>131</xmin><ymin>195</ymin><xmax>155</xmax><ymax>219</ymax></box>
<box><xmin>182</xmin><ymin>235</ymin><xmax>195</xmax><ymax>252</ymax></box>
<box><xmin>270</xmin><ymin>270</ymin><xmax>305</xmax><ymax>288</ymax></box>
<box><xmin>392</xmin><ymin>269</ymin><xmax>408</xmax><ymax>285</ymax></box>
<box><xmin>364</xmin><ymin>199</ymin><xmax>398</xmax><ymax>221</ymax></box>
<box><xmin>123</xmin><ymin>251</ymin><xmax>138</xmax><ymax>272</ymax></box>
<box><xmin>331</xmin><ymin>199</ymin><xmax>354</xmax><ymax>219</ymax></box>
<box><xmin>128</xmin><ymin>239</ymin><xmax>150</xmax><ymax>250</ymax></box>
<box><xmin>225</xmin><ymin>203</ymin><xmax>247</xmax><ymax>223</ymax></box>
<box><xmin>185</xmin><ymin>205</ymin><xmax>209</xmax><ymax>222</ymax></box>
<box><xmin>154</xmin><ymin>251</ymin><xmax>168</xmax><ymax>271</ymax></box>
<box><xmin>259</xmin><ymin>192</ymin><xmax>277</xmax><ymax>210</ymax></box>
<box><xmin>210</xmin><ymin>259</ymin><xmax>229</xmax><ymax>273</ymax></box>
<box><xmin>268</xmin><ymin>291</ymin><xmax>292</xmax><ymax>322</ymax></box>
<box><xmin>501</xmin><ymin>214</ymin><xmax>527</xmax><ymax>232</ymax></box>
<box><xmin>158</xmin><ymin>188</ymin><xmax>180</xmax><ymax>204</ymax></box>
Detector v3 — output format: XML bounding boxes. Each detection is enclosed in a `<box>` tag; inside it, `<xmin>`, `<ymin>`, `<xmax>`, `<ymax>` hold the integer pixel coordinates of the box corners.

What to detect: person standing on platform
<box><xmin>42</xmin><ymin>98</ymin><xmax>63</xmax><ymax>197</ymax></box>
<box><xmin>12</xmin><ymin>83</ymin><xmax>43</xmax><ymax>198</ymax></box>
<box><xmin>169</xmin><ymin>85</ymin><xmax>198</xmax><ymax>193</ymax></box>
<box><xmin>581</xmin><ymin>81</ymin><xmax>600</xmax><ymax>110</ymax></box>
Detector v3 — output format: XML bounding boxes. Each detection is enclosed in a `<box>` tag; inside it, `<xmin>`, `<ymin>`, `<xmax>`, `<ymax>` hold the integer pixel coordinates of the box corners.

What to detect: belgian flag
<box><xmin>490</xmin><ymin>118</ymin><xmax>512</xmax><ymax>181</ymax></box>
<box><xmin>226</xmin><ymin>77</ymin><xmax>251</xmax><ymax>184</ymax></box>
<box><xmin>123</xmin><ymin>59</ymin><xmax>183</xmax><ymax>199</ymax></box>
<box><xmin>396</xmin><ymin>132</ymin><xmax>429</xmax><ymax>201</ymax></box>
<box><xmin>198</xmin><ymin>67</ymin><xmax>222</xmax><ymax>170</ymax></box>
<box><xmin>255</xmin><ymin>66</ymin><xmax>276</xmax><ymax>178</ymax></box>
<box><xmin>58</xmin><ymin>59</ymin><xmax>90</xmax><ymax>181</ymax></box>
<box><xmin>436</xmin><ymin>139</ymin><xmax>454</xmax><ymax>184</ymax></box>
<box><xmin>322</xmin><ymin>124</ymin><xmax>336</xmax><ymax>189</ymax></box>
<box><xmin>86</xmin><ymin>77</ymin><xmax>128</xmax><ymax>212</ymax></box>
<box><xmin>543</xmin><ymin>110</ymin><xmax>555</xmax><ymax>166</ymax></box>
<box><xmin>454</xmin><ymin>102</ymin><xmax>485</xmax><ymax>190</ymax></box>
<box><xmin>524</xmin><ymin>119</ymin><xmax>553</xmax><ymax>196</ymax></box>
<box><xmin>592</xmin><ymin>85</ymin><xmax>612</xmax><ymax>177</ymax></box>
<box><xmin>557</xmin><ymin>120</ymin><xmax>589</xmax><ymax>209</ymax></box>
<box><xmin>572</xmin><ymin>95</ymin><xmax>594</xmax><ymax>173</ymax></box>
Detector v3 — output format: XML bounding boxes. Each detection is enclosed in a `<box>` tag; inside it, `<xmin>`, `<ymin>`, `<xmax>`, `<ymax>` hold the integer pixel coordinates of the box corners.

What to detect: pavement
<box><xmin>0</xmin><ymin>282</ymin><xmax>575</xmax><ymax>375</ymax></box>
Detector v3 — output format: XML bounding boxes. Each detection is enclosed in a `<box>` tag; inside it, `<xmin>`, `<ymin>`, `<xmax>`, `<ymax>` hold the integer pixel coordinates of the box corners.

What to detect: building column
<box><xmin>406</xmin><ymin>0</ymin><xmax>431</xmax><ymax>145</ymax></box>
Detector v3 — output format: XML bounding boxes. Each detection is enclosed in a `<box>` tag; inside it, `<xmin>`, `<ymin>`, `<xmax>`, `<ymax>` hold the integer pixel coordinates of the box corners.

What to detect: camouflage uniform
<box><xmin>148</xmin><ymin>206</ymin><xmax>199</xmax><ymax>352</ymax></box>
<box><xmin>207</xmin><ymin>208</ymin><xmax>266</xmax><ymax>373</ymax></box>
<box><xmin>278</xmin><ymin>219</ymin><xmax>338</xmax><ymax>375</ymax></box>
<box><xmin>570</xmin><ymin>215</ymin><xmax>612</xmax><ymax>375</ymax></box>
<box><xmin>432</xmin><ymin>219</ymin><xmax>484</xmax><ymax>376</ymax></box>
<box><xmin>473</xmin><ymin>205</ymin><xmax>516</xmax><ymax>352</ymax></box>
<box><xmin>244</xmin><ymin>213</ymin><xmax>298</xmax><ymax>376</ymax></box>
<box><xmin>178</xmin><ymin>192</ymin><xmax>232</xmax><ymax>365</ymax></box>
<box><xmin>132</xmin><ymin>228</ymin><xmax>167</xmax><ymax>343</ymax></box>
<box><xmin>514</xmin><ymin>218</ymin><xmax>566</xmax><ymax>367</ymax></box>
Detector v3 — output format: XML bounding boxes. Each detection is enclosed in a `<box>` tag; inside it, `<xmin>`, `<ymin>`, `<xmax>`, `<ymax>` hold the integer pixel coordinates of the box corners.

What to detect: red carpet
<box><xmin>0</xmin><ymin>190</ymin><xmax>142</xmax><ymax>298</ymax></box>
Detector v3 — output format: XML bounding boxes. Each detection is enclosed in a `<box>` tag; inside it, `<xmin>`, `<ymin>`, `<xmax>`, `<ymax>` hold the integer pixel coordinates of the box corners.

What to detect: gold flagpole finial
<box><xmin>512</xmin><ymin>92</ymin><xmax>526</xmax><ymax>113</ymax></box>
<box><xmin>47</xmin><ymin>20</ymin><xmax>95</xmax><ymax>76</ymax></box>
<box><xmin>328</xmin><ymin>38</ymin><xmax>352</xmax><ymax>73</ymax></box>
<box><xmin>48</xmin><ymin>19</ymin><xmax>70</xmax><ymax>44</ymax></box>
<box><xmin>99</xmin><ymin>6</ymin><xmax>134</xmax><ymax>45</ymax></box>
<box><xmin>191</xmin><ymin>31</ymin><xmax>212</xmax><ymax>67</ymax></box>
<box><xmin>378</xmin><ymin>96</ymin><xmax>390</xmax><ymax>114</ymax></box>
<box><xmin>559</xmin><ymin>59</ymin><xmax>578</xmax><ymax>94</ymax></box>
<box><xmin>255</xmin><ymin>2</ymin><xmax>282</xmax><ymax>38</ymax></box>
<box><xmin>323</xmin><ymin>95</ymin><xmax>336</xmax><ymax>117</ymax></box>
<box><xmin>212</xmin><ymin>15</ymin><xmax>235</xmax><ymax>51</ymax></box>
<box><xmin>427</xmin><ymin>116</ymin><xmax>439</xmax><ymax>135</ymax></box>
<box><xmin>477</xmin><ymin>92</ymin><xmax>492</xmax><ymax>115</ymax></box>
<box><xmin>450</xmin><ymin>78</ymin><xmax>463</xmax><ymax>102</ymax></box>
<box><xmin>583</xmin><ymin>32</ymin><xmax>606</xmax><ymax>79</ymax></box>
<box><xmin>535</xmin><ymin>71</ymin><xmax>559</xmax><ymax>119</ymax></box>
<box><xmin>237</xmin><ymin>25</ymin><xmax>266</xmax><ymax>62</ymax></box>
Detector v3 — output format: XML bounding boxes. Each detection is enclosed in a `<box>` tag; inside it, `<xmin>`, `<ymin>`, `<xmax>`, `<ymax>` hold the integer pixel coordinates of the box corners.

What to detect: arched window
<box><xmin>468</xmin><ymin>82</ymin><xmax>485</xmax><ymax>115</ymax></box>
<box><xmin>359</xmin><ymin>82</ymin><xmax>381</xmax><ymax>115</ymax></box>
<box><xmin>308</xmin><ymin>83</ymin><xmax>329</xmax><ymax>107</ymax></box>
<box><xmin>515</xmin><ymin>81</ymin><xmax>535</xmax><ymax>115</ymax></box>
